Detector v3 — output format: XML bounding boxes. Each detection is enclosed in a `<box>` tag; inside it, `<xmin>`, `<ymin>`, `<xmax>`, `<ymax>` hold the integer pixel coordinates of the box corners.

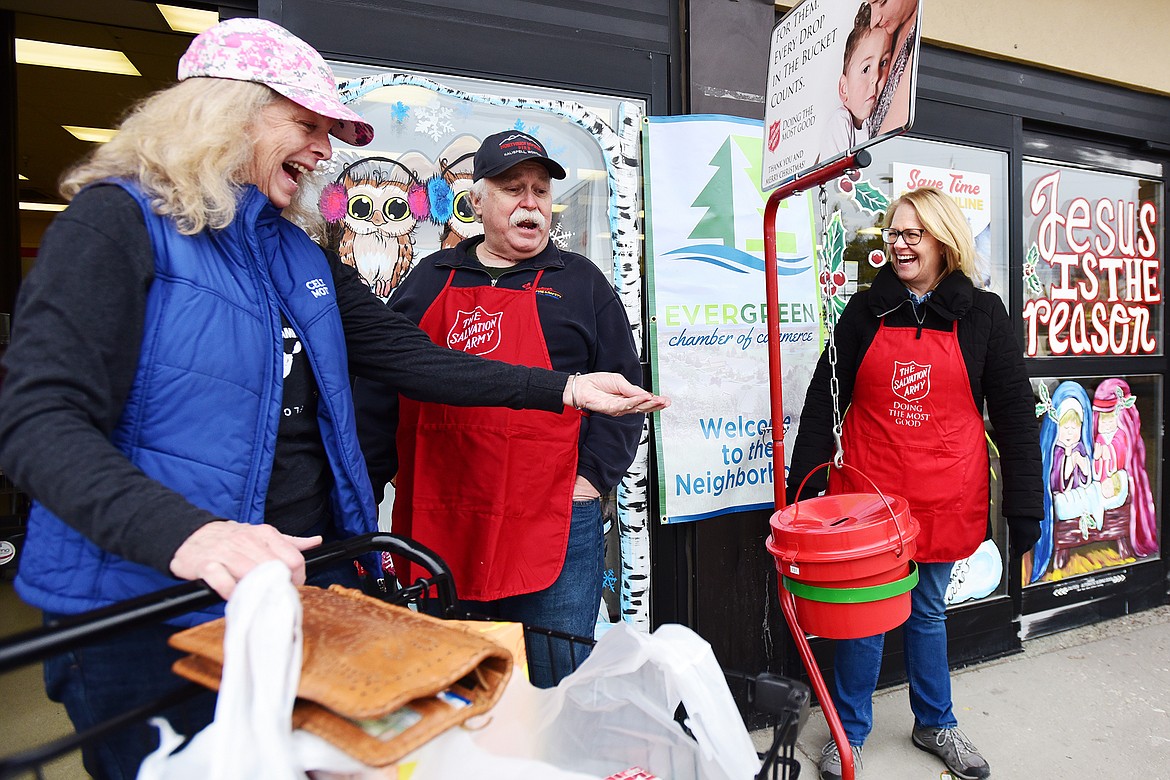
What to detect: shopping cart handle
<box><xmin>752</xmin><ymin>672</ymin><xmax>811</xmax><ymax>730</ymax></box>
<box><xmin>0</xmin><ymin>579</ymin><xmax>217</xmax><ymax>674</ymax></box>
<box><xmin>0</xmin><ymin>532</ymin><xmax>454</xmax><ymax>674</ymax></box>
<box><xmin>304</xmin><ymin>532</ymin><xmax>458</xmax><ymax>612</ymax></box>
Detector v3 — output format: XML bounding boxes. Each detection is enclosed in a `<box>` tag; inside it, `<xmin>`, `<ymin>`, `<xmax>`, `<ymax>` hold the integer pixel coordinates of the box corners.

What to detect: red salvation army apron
<box><xmin>393</xmin><ymin>268</ymin><xmax>581</xmax><ymax>600</ymax></box>
<box><xmin>828</xmin><ymin>320</ymin><xmax>988</xmax><ymax>562</ymax></box>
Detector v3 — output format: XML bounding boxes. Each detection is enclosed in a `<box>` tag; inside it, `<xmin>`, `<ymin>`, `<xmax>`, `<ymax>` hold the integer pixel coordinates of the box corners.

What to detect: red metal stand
<box><xmin>764</xmin><ymin>149</ymin><xmax>870</xmax><ymax>780</ymax></box>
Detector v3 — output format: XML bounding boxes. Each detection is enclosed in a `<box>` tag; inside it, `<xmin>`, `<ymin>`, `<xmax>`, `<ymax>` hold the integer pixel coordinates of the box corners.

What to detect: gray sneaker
<box><xmin>818</xmin><ymin>739</ymin><xmax>863</xmax><ymax>780</ymax></box>
<box><xmin>911</xmin><ymin>726</ymin><xmax>990</xmax><ymax>779</ymax></box>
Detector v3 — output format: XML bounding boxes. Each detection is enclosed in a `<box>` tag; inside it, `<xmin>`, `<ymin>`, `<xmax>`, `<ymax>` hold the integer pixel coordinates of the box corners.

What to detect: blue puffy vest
<box><xmin>16</xmin><ymin>182</ymin><xmax>376</xmax><ymax>624</ymax></box>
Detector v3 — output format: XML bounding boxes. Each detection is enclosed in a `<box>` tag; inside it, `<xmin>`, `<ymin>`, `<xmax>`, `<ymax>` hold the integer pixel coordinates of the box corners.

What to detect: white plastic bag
<box><xmin>465</xmin><ymin>622</ymin><xmax>760</xmax><ymax>780</ymax></box>
<box><xmin>138</xmin><ymin>562</ymin><xmax>370</xmax><ymax>780</ymax></box>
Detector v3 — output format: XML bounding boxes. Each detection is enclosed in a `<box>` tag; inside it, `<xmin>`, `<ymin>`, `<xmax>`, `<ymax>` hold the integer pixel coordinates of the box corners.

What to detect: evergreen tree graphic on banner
<box><xmin>688</xmin><ymin>138</ymin><xmax>736</xmax><ymax>249</ymax></box>
<box><xmin>664</xmin><ymin>136</ymin><xmax>806</xmax><ymax>276</ymax></box>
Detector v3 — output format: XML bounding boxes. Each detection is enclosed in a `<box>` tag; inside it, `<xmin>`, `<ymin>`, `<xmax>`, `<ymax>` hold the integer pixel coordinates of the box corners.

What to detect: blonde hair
<box><xmin>883</xmin><ymin>186</ymin><xmax>977</xmax><ymax>280</ymax></box>
<box><xmin>60</xmin><ymin>79</ymin><xmax>278</xmax><ymax>235</ymax></box>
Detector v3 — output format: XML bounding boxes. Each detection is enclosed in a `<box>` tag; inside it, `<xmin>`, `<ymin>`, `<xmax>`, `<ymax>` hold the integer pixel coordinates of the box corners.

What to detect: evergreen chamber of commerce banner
<box><xmin>644</xmin><ymin>115</ymin><xmax>821</xmax><ymax>523</ymax></box>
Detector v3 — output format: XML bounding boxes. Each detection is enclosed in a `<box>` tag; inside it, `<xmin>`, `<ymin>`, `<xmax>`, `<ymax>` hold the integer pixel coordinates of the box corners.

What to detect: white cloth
<box><xmin>818</xmin><ymin>105</ymin><xmax>869</xmax><ymax>164</ymax></box>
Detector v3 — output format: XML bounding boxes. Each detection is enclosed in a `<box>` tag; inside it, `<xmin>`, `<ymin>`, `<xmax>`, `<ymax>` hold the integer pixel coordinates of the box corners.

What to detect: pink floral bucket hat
<box><xmin>177</xmin><ymin>17</ymin><xmax>373</xmax><ymax>147</ymax></box>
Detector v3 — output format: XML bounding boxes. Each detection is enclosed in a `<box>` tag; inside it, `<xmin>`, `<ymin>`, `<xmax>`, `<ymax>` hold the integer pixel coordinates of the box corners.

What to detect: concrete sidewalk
<box><xmin>763</xmin><ymin>604</ymin><xmax>1170</xmax><ymax>779</ymax></box>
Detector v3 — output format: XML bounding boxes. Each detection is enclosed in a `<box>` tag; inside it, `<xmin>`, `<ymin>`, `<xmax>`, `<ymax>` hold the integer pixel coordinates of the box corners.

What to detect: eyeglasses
<box><xmin>881</xmin><ymin>228</ymin><xmax>925</xmax><ymax>245</ymax></box>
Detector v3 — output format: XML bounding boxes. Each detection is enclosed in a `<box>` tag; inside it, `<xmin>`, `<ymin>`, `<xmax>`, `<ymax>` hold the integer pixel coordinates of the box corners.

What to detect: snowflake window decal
<box><xmin>549</xmin><ymin>222</ymin><xmax>573</xmax><ymax>250</ymax></box>
<box><xmin>414</xmin><ymin>104</ymin><xmax>454</xmax><ymax>142</ymax></box>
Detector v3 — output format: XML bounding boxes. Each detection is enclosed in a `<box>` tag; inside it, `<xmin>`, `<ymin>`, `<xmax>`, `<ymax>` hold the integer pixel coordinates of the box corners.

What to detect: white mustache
<box><xmin>510</xmin><ymin>208</ymin><xmax>547</xmax><ymax>230</ymax></box>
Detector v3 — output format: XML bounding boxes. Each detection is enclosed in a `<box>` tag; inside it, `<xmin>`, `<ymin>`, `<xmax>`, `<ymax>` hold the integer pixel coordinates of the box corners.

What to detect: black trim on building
<box><xmin>261</xmin><ymin>0</ymin><xmax>678</xmax><ymax>114</ymax></box>
<box><xmin>918</xmin><ymin>45</ymin><xmax>1170</xmax><ymax>149</ymax></box>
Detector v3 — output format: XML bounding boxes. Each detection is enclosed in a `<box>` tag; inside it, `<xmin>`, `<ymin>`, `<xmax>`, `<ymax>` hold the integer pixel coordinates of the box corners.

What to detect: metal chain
<box><xmin>816</xmin><ymin>185</ymin><xmax>845</xmax><ymax>467</ymax></box>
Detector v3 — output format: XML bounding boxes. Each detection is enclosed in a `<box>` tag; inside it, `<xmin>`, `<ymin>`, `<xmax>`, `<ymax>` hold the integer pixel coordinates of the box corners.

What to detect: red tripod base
<box><xmin>778</xmin><ymin>583</ymin><xmax>855</xmax><ymax>780</ymax></box>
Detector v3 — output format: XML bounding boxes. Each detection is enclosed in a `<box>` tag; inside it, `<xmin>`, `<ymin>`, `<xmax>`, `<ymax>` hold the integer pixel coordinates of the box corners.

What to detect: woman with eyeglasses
<box><xmin>787</xmin><ymin>186</ymin><xmax>1042</xmax><ymax>780</ymax></box>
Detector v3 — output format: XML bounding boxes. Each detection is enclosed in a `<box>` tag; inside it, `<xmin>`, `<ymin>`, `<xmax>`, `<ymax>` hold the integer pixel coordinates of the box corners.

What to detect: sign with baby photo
<box><xmin>763</xmin><ymin>0</ymin><xmax>923</xmax><ymax>190</ymax></box>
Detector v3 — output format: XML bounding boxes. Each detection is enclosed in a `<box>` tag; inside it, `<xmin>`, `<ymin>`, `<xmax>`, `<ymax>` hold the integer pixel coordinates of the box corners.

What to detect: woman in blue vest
<box><xmin>0</xmin><ymin>19</ymin><xmax>666</xmax><ymax>779</ymax></box>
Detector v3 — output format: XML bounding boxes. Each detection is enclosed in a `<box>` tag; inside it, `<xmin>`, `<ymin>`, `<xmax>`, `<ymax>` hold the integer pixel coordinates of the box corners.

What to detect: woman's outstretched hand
<box><xmin>566</xmin><ymin>372</ymin><xmax>671</xmax><ymax>416</ymax></box>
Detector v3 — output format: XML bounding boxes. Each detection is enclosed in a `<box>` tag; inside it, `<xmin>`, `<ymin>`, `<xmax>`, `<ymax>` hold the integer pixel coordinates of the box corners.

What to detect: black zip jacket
<box><xmin>786</xmin><ymin>264</ymin><xmax>1043</xmax><ymax>540</ymax></box>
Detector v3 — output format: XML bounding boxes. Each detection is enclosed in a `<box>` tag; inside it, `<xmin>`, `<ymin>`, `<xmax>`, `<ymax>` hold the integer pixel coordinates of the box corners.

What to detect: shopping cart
<box><xmin>0</xmin><ymin>533</ymin><xmax>809</xmax><ymax>779</ymax></box>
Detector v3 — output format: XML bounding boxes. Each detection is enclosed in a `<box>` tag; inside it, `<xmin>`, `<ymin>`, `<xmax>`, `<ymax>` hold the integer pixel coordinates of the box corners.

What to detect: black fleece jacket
<box><xmin>787</xmin><ymin>265</ymin><xmax>1043</xmax><ymax>539</ymax></box>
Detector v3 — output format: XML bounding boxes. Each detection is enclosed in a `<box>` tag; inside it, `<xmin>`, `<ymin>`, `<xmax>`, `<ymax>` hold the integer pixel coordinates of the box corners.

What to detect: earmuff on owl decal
<box><xmin>435</xmin><ymin>152</ymin><xmax>474</xmax><ymax>223</ymax></box>
<box><xmin>435</xmin><ymin>134</ymin><xmax>484</xmax><ymax>249</ymax></box>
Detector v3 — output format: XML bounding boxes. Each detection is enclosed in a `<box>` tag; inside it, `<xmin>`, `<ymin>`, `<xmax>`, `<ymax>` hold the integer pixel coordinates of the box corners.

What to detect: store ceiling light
<box><xmin>18</xmin><ymin>174</ymin><xmax>28</xmax><ymax>180</ymax></box>
<box><xmin>20</xmin><ymin>202</ymin><xmax>68</xmax><ymax>212</ymax></box>
<box><xmin>16</xmin><ymin>39</ymin><xmax>141</xmax><ymax>77</ymax></box>
<box><xmin>156</xmin><ymin>4</ymin><xmax>219</xmax><ymax>34</ymax></box>
<box><xmin>63</xmin><ymin>125</ymin><xmax>119</xmax><ymax>143</ymax></box>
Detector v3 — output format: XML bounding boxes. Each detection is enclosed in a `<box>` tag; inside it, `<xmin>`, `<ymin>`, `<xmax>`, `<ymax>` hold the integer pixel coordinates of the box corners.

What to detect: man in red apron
<box><xmin>354</xmin><ymin>131</ymin><xmax>644</xmax><ymax>686</ymax></box>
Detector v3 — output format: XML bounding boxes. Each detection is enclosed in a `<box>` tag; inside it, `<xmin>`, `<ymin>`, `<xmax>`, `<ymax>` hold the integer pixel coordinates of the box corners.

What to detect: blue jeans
<box><xmin>831</xmin><ymin>561</ymin><xmax>957</xmax><ymax>746</ymax></box>
<box><xmin>461</xmin><ymin>497</ymin><xmax>604</xmax><ymax>688</ymax></box>
<box><xmin>43</xmin><ymin>617</ymin><xmax>218</xmax><ymax>780</ymax></box>
<box><xmin>41</xmin><ymin>558</ymin><xmax>363</xmax><ymax>779</ymax></box>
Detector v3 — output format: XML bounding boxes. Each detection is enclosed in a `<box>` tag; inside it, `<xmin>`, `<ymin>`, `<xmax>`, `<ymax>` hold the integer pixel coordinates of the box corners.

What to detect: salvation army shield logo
<box><xmin>447</xmin><ymin>306</ymin><xmax>502</xmax><ymax>356</ymax></box>
<box><xmin>891</xmin><ymin>361</ymin><xmax>931</xmax><ymax>402</ymax></box>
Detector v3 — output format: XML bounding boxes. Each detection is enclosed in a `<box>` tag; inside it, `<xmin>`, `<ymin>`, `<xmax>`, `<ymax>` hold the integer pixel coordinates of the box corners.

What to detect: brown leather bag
<box><xmin>168</xmin><ymin>584</ymin><xmax>513</xmax><ymax>766</ymax></box>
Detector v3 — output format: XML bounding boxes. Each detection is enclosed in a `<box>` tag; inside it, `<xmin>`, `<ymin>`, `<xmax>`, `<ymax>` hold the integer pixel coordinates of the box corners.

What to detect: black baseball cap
<box><xmin>472</xmin><ymin>130</ymin><xmax>567</xmax><ymax>182</ymax></box>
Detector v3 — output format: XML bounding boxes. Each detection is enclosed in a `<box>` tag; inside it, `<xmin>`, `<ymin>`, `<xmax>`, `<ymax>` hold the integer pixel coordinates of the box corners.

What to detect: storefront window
<box><xmin>1020</xmin><ymin>133</ymin><xmax>1164</xmax><ymax>592</ymax></box>
<box><xmin>1021</xmin><ymin>160</ymin><xmax>1163</xmax><ymax>358</ymax></box>
<box><xmin>319</xmin><ymin>63</ymin><xmax>644</xmax><ymax>292</ymax></box>
<box><xmin>311</xmin><ymin>62</ymin><xmax>654</xmax><ymax>630</ymax></box>
<box><xmin>820</xmin><ymin>136</ymin><xmax>1010</xmax><ymax>311</ymax></box>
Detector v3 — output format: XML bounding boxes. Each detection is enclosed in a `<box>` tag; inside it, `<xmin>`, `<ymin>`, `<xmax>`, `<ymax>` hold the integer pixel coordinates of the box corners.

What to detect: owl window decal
<box><xmin>317</xmin><ymin>141</ymin><xmax>486</xmax><ymax>298</ymax></box>
<box><xmin>314</xmin><ymin>64</ymin><xmax>650</xmax><ymax>631</ymax></box>
<box><xmin>318</xmin><ymin>154</ymin><xmax>436</xmax><ymax>298</ymax></box>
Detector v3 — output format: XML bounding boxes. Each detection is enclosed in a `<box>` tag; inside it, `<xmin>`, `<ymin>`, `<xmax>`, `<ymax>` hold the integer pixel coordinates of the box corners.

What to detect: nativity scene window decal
<box><xmin>1026</xmin><ymin>377</ymin><xmax>1160</xmax><ymax>586</ymax></box>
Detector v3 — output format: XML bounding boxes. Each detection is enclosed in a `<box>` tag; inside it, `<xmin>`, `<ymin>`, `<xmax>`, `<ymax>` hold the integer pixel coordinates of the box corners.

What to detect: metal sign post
<box><xmin>765</xmin><ymin>148</ymin><xmax>870</xmax><ymax>780</ymax></box>
<box><xmin>763</xmin><ymin>0</ymin><xmax>922</xmax><ymax>772</ymax></box>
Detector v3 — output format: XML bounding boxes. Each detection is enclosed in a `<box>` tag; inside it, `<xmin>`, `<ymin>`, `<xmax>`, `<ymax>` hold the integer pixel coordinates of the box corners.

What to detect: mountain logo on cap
<box><xmin>498</xmin><ymin>134</ymin><xmax>545</xmax><ymax>156</ymax></box>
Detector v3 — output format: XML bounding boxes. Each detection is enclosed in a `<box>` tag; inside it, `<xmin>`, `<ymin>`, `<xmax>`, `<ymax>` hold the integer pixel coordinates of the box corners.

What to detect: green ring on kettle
<box><xmin>782</xmin><ymin>562</ymin><xmax>919</xmax><ymax>604</ymax></box>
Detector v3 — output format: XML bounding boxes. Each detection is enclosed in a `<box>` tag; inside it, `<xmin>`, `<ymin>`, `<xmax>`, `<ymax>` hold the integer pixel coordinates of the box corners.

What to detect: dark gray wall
<box><xmin>687</xmin><ymin>0</ymin><xmax>774</xmax><ymax>118</ymax></box>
